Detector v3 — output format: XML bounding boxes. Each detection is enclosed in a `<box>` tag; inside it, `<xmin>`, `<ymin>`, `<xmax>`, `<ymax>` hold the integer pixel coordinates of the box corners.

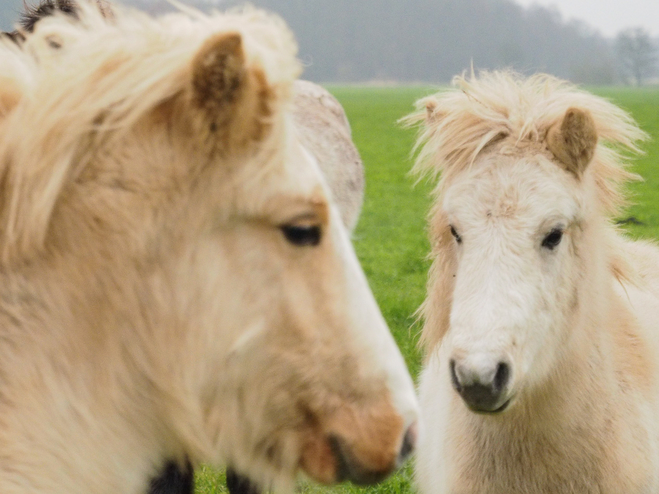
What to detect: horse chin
<box><xmin>466</xmin><ymin>396</ymin><xmax>514</xmax><ymax>415</ymax></box>
<box><xmin>299</xmin><ymin>433</ymin><xmax>398</xmax><ymax>486</ymax></box>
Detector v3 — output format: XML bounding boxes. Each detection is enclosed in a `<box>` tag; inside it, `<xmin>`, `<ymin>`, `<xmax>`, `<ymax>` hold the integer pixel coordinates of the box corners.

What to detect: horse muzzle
<box><xmin>450</xmin><ymin>357</ymin><xmax>513</xmax><ymax>414</ymax></box>
<box><xmin>300</xmin><ymin>408</ymin><xmax>418</xmax><ymax>485</ymax></box>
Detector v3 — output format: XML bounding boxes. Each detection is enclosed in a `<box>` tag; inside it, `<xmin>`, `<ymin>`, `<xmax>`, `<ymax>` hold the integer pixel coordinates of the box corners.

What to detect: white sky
<box><xmin>514</xmin><ymin>0</ymin><xmax>659</xmax><ymax>37</ymax></box>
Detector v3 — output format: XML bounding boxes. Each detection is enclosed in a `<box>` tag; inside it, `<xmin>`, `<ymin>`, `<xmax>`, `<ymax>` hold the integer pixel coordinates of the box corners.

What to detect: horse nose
<box><xmin>331</xmin><ymin>421</ymin><xmax>418</xmax><ymax>485</ymax></box>
<box><xmin>450</xmin><ymin>358</ymin><xmax>511</xmax><ymax>413</ymax></box>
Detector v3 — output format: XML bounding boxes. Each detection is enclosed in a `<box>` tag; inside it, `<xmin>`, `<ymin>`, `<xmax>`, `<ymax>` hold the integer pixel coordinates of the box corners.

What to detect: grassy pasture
<box><xmin>195</xmin><ymin>85</ymin><xmax>659</xmax><ymax>494</ymax></box>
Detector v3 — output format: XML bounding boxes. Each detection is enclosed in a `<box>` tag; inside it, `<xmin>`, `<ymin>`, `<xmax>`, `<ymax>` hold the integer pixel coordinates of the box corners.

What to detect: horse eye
<box><xmin>450</xmin><ymin>225</ymin><xmax>462</xmax><ymax>244</ymax></box>
<box><xmin>281</xmin><ymin>224</ymin><xmax>322</xmax><ymax>247</ymax></box>
<box><xmin>542</xmin><ymin>228</ymin><xmax>563</xmax><ymax>250</ymax></box>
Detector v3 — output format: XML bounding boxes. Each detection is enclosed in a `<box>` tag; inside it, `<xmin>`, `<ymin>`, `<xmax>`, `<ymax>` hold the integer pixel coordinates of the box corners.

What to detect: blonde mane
<box><xmin>405</xmin><ymin>71</ymin><xmax>647</xmax><ymax>218</ymax></box>
<box><xmin>0</xmin><ymin>2</ymin><xmax>300</xmax><ymax>263</ymax></box>
<box><xmin>405</xmin><ymin>71</ymin><xmax>649</xmax><ymax>352</ymax></box>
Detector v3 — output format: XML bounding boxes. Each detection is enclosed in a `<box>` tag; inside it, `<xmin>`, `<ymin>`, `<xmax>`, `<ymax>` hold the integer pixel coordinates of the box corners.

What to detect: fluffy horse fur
<box><xmin>0</xmin><ymin>4</ymin><xmax>417</xmax><ymax>493</ymax></box>
<box><xmin>2</xmin><ymin>4</ymin><xmax>366</xmax><ymax>494</ymax></box>
<box><xmin>407</xmin><ymin>71</ymin><xmax>659</xmax><ymax>493</ymax></box>
<box><xmin>2</xmin><ymin>5</ymin><xmax>365</xmax><ymax>253</ymax></box>
<box><xmin>0</xmin><ymin>4</ymin><xmax>298</xmax><ymax>264</ymax></box>
<box><xmin>405</xmin><ymin>71</ymin><xmax>645</xmax><ymax>351</ymax></box>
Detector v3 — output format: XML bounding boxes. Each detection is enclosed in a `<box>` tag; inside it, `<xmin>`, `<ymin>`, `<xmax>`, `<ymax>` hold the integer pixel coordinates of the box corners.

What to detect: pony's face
<box><xmin>173</xmin><ymin>119</ymin><xmax>418</xmax><ymax>486</ymax></box>
<box><xmin>125</xmin><ymin>35</ymin><xmax>418</xmax><ymax>487</ymax></box>
<box><xmin>428</xmin><ymin>107</ymin><xmax>600</xmax><ymax>414</ymax></box>
<box><xmin>437</xmin><ymin>149</ymin><xmax>588</xmax><ymax>413</ymax></box>
<box><xmin>413</xmin><ymin>75</ymin><xmax>642</xmax><ymax>422</ymax></box>
<box><xmin>0</xmin><ymin>15</ymin><xmax>418</xmax><ymax>489</ymax></box>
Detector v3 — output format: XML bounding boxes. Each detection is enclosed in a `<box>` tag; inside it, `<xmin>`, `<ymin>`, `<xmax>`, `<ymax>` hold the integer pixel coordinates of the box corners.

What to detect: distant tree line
<box><xmin>1</xmin><ymin>0</ymin><xmax>657</xmax><ymax>84</ymax></box>
<box><xmin>616</xmin><ymin>27</ymin><xmax>658</xmax><ymax>86</ymax></box>
<box><xmin>216</xmin><ymin>0</ymin><xmax>620</xmax><ymax>84</ymax></box>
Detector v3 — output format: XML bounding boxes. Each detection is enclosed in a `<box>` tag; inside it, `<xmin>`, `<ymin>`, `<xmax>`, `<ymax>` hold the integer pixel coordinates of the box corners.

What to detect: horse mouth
<box><xmin>298</xmin><ymin>411</ymin><xmax>416</xmax><ymax>485</ymax></box>
<box><xmin>300</xmin><ymin>433</ymin><xmax>398</xmax><ymax>485</ymax></box>
<box><xmin>468</xmin><ymin>397</ymin><xmax>512</xmax><ymax>415</ymax></box>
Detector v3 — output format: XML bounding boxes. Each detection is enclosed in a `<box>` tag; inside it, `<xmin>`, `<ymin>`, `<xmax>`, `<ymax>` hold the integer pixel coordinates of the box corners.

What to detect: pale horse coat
<box><xmin>409</xmin><ymin>71</ymin><xmax>659</xmax><ymax>493</ymax></box>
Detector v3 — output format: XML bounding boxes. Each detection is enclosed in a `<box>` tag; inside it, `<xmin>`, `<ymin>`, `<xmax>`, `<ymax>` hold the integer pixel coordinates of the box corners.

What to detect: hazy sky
<box><xmin>514</xmin><ymin>0</ymin><xmax>659</xmax><ymax>37</ymax></box>
<box><xmin>2</xmin><ymin>0</ymin><xmax>658</xmax><ymax>39</ymax></box>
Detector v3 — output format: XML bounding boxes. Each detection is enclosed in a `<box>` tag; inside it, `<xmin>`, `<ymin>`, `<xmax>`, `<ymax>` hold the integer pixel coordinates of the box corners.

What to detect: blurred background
<box><xmin>3</xmin><ymin>0</ymin><xmax>657</xmax><ymax>86</ymax></box>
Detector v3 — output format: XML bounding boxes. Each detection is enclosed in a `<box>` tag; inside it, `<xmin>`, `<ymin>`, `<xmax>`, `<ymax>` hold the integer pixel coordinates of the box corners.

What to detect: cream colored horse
<box><xmin>407</xmin><ymin>71</ymin><xmax>659</xmax><ymax>493</ymax></box>
<box><xmin>0</xmin><ymin>5</ymin><xmax>418</xmax><ymax>493</ymax></box>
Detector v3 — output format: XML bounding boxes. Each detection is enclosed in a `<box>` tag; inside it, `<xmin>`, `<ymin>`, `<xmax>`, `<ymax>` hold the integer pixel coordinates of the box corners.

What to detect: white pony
<box><xmin>0</xmin><ymin>4</ymin><xmax>418</xmax><ymax>493</ymax></box>
<box><xmin>407</xmin><ymin>71</ymin><xmax>659</xmax><ymax>493</ymax></box>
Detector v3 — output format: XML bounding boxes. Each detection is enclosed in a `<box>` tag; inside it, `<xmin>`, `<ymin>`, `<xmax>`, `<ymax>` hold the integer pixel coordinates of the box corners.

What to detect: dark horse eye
<box><xmin>450</xmin><ymin>225</ymin><xmax>462</xmax><ymax>244</ymax></box>
<box><xmin>281</xmin><ymin>224</ymin><xmax>322</xmax><ymax>247</ymax></box>
<box><xmin>542</xmin><ymin>228</ymin><xmax>564</xmax><ymax>250</ymax></box>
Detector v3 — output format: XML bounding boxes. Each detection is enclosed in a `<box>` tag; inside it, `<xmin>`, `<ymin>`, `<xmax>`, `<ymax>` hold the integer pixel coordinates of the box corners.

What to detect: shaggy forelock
<box><xmin>0</xmin><ymin>2</ymin><xmax>301</xmax><ymax>263</ymax></box>
<box><xmin>404</xmin><ymin>71</ymin><xmax>647</xmax><ymax>218</ymax></box>
<box><xmin>408</xmin><ymin>71</ymin><xmax>649</xmax><ymax>352</ymax></box>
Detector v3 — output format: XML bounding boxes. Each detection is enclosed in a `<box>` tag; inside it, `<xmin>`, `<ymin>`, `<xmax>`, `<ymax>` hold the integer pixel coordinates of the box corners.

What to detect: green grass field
<box><xmin>195</xmin><ymin>85</ymin><xmax>659</xmax><ymax>494</ymax></box>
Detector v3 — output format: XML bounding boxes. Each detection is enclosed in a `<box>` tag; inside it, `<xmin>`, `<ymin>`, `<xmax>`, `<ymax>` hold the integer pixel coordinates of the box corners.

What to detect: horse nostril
<box><xmin>494</xmin><ymin>362</ymin><xmax>510</xmax><ymax>391</ymax></box>
<box><xmin>449</xmin><ymin>359</ymin><xmax>462</xmax><ymax>392</ymax></box>
<box><xmin>398</xmin><ymin>422</ymin><xmax>417</xmax><ymax>463</ymax></box>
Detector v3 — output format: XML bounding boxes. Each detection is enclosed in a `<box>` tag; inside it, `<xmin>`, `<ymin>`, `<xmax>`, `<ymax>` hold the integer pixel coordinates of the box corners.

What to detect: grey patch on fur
<box><xmin>292</xmin><ymin>80</ymin><xmax>364</xmax><ymax>233</ymax></box>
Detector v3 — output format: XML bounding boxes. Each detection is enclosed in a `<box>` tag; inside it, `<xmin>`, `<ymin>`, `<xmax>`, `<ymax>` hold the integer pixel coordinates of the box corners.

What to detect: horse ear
<box><xmin>190</xmin><ymin>31</ymin><xmax>273</xmax><ymax>149</ymax></box>
<box><xmin>547</xmin><ymin>107</ymin><xmax>597</xmax><ymax>176</ymax></box>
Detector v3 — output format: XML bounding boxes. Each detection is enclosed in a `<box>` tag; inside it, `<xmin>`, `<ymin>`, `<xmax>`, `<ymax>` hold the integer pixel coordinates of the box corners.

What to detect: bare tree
<box><xmin>616</xmin><ymin>27</ymin><xmax>658</xmax><ymax>86</ymax></box>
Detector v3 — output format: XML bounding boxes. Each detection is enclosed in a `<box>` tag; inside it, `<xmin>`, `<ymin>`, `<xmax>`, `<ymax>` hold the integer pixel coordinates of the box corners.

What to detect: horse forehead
<box><xmin>443</xmin><ymin>155</ymin><xmax>580</xmax><ymax>222</ymax></box>
<box><xmin>276</xmin><ymin>123</ymin><xmax>329</xmax><ymax>196</ymax></box>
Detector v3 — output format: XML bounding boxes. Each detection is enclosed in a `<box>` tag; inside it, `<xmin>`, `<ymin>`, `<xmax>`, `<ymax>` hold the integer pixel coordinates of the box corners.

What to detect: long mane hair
<box><xmin>0</xmin><ymin>1</ymin><xmax>300</xmax><ymax>264</ymax></box>
<box><xmin>405</xmin><ymin>71</ymin><xmax>646</xmax><ymax>217</ymax></box>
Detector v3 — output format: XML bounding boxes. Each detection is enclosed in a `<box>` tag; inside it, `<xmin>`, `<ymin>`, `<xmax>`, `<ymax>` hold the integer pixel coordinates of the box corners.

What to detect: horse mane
<box><xmin>406</xmin><ymin>71</ymin><xmax>649</xmax><ymax>352</ymax></box>
<box><xmin>0</xmin><ymin>2</ymin><xmax>300</xmax><ymax>264</ymax></box>
<box><xmin>404</xmin><ymin>71</ymin><xmax>647</xmax><ymax>218</ymax></box>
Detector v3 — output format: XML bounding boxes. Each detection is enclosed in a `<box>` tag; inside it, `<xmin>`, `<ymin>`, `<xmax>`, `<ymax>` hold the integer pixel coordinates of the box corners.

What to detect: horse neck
<box><xmin>21</xmin><ymin>252</ymin><xmax>222</xmax><ymax>454</ymax></box>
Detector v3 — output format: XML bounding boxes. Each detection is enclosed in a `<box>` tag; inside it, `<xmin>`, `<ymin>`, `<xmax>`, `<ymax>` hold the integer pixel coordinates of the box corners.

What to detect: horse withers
<box><xmin>0</xmin><ymin>4</ymin><xmax>417</xmax><ymax>493</ymax></box>
<box><xmin>407</xmin><ymin>71</ymin><xmax>659</xmax><ymax>493</ymax></box>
